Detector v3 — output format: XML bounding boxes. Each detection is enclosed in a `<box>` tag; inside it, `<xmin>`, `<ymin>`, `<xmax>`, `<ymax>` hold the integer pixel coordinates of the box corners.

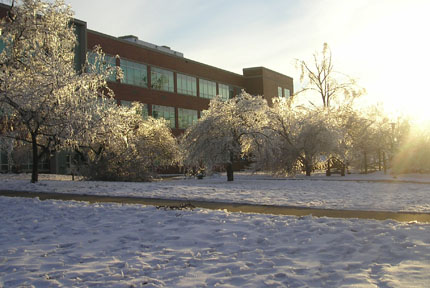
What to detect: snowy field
<box><xmin>1</xmin><ymin>172</ymin><xmax>430</xmax><ymax>212</ymax></box>
<box><xmin>0</xmin><ymin>196</ymin><xmax>429</xmax><ymax>287</ymax></box>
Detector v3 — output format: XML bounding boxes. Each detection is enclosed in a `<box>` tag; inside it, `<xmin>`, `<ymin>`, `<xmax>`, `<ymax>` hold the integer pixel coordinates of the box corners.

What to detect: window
<box><xmin>20</xmin><ymin>150</ymin><xmax>49</xmax><ymax>171</ymax></box>
<box><xmin>0</xmin><ymin>38</ymin><xmax>5</xmax><ymax>55</ymax></box>
<box><xmin>278</xmin><ymin>86</ymin><xmax>282</xmax><ymax>98</ymax></box>
<box><xmin>0</xmin><ymin>28</ymin><xmax>10</xmax><ymax>56</ymax></box>
<box><xmin>284</xmin><ymin>88</ymin><xmax>291</xmax><ymax>98</ymax></box>
<box><xmin>199</xmin><ymin>79</ymin><xmax>216</xmax><ymax>99</ymax></box>
<box><xmin>218</xmin><ymin>84</ymin><xmax>229</xmax><ymax>101</ymax></box>
<box><xmin>141</xmin><ymin>104</ymin><xmax>149</xmax><ymax>119</ymax></box>
<box><xmin>65</xmin><ymin>154</ymin><xmax>72</xmax><ymax>169</ymax></box>
<box><xmin>0</xmin><ymin>150</ymin><xmax>9</xmax><ymax>172</ymax></box>
<box><xmin>178</xmin><ymin>108</ymin><xmax>198</xmax><ymax>129</ymax></box>
<box><xmin>73</xmin><ymin>24</ymin><xmax>85</xmax><ymax>71</ymax></box>
<box><xmin>151</xmin><ymin>67</ymin><xmax>174</xmax><ymax>92</ymax></box>
<box><xmin>120</xmin><ymin>59</ymin><xmax>147</xmax><ymax>87</ymax></box>
<box><xmin>177</xmin><ymin>73</ymin><xmax>197</xmax><ymax>96</ymax></box>
<box><xmin>87</xmin><ymin>52</ymin><xmax>116</xmax><ymax>82</ymax></box>
<box><xmin>152</xmin><ymin>105</ymin><xmax>175</xmax><ymax>128</ymax></box>
<box><xmin>229</xmin><ymin>86</ymin><xmax>235</xmax><ymax>99</ymax></box>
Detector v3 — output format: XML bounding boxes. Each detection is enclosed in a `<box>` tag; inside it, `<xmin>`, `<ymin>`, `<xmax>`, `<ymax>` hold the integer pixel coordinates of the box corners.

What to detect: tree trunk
<box><xmin>226</xmin><ymin>162</ymin><xmax>234</xmax><ymax>181</ymax></box>
<box><xmin>226</xmin><ymin>152</ymin><xmax>234</xmax><ymax>181</ymax></box>
<box><xmin>383</xmin><ymin>151</ymin><xmax>387</xmax><ymax>174</ymax></box>
<box><xmin>326</xmin><ymin>159</ymin><xmax>331</xmax><ymax>176</ymax></box>
<box><xmin>378</xmin><ymin>149</ymin><xmax>382</xmax><ymax>171</ymax></box>
<box><xmin>31</xmin><ymin>133</ymin><xmax>39</xmax><ymax>183</ymax></box>
<box><xmin>341</xmin><ymin>163</ymin><xmax>345</xmax><ymax>176</ymax></box>
<box><xmin>363</xmin><ymin>151</ymin><xmax>368</xmax><ymax>174</ymax></box>
<box><xmin>305</xmin><ymin>163</ymin><xmax>312</xmax><ymax>176</ymax></box>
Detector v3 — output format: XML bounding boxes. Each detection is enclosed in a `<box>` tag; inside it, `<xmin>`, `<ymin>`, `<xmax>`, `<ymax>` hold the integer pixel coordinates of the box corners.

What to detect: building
<box><xmin>84</xmin><ymin>30</ymin><xmax>293</xmax><ymax>135</ymax></box>
<box><xmin>0</xmin><ymin>3</ymin><xmax>293</xmax><ymax>174</ymax></box>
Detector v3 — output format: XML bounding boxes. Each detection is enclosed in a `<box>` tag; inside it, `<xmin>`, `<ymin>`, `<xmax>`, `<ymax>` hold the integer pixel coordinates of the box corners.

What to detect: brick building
<box><xmin>83</xmin><ymin>29</ymin><xmax>293</xmax><ymax>135</ymax></box>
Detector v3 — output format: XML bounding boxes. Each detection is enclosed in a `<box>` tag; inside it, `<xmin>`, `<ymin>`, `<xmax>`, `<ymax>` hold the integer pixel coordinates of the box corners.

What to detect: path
<box><xmin>1</xmin><ymin>190</ymin><xmax>429</xmax><ymax>223</ymax></box>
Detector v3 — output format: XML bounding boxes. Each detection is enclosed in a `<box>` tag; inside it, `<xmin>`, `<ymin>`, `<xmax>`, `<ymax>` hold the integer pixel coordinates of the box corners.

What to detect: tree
<box><xmin>181</xmin><ymin>92</ymin><xmax>268</xmax><ymax>181</ymax></box>
<box><xmin>364</xmin><ymin>107</ymin><xmax>394</xmax><ymax>173</ymax></box>
<box><xmin>340</xmin><ymin>106</ymin><xmax>395</xmax><ymax>174</ymax></box>
<box><xmin>79</xmin><ymin>102</ymin><xmax>181</xmax><ymax>181</ymax></box>
<box><xmin>294</xmin><ymin>43</ymin><xmax>366</xmax><ymax>176</ymax></box>
<box><xmin>254</xmin><ymin>97</ymin><xmax>339</xmax><ymax>176</ymax></box>
<box><xmin>0</xmin><ymin>0</ymin><xmax>118</xmax><ymax>182</ymax></box>
<box><xmin>295</xmin><ymin>43</ymin><xmax>365</xmax><ymax>108</ymax></box>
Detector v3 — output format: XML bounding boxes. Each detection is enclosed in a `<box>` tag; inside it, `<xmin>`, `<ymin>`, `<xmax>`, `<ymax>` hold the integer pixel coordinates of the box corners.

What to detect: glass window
<box><xmin>199</xmin><ymin>79</ymin><xmax>216</xmax><ymax>99</ymax></box>
<box><xmin>0</xmin><ymin>150</ymin><xmax>9</xmax><ymax>172</ymax></box>
<box><xmin>65</xmin><ymin>154</ymin><xmax>72</xmax><ymax>169</ymax></box>
<box><xmin>120</xmin><ymin>59</ymin><xmax>147</xmax><ymax>87</ymax></box>
<box><xmin>22</xmin><ymin>150</ymin><xmax>49</xmax><ymax>171</ymax></box>
<box><xmin>178</xmin><ymin>108</ymin><xmax>198</xmax><ymax>129</ymax></box>
<box><xmin>0</xmin><ymin>38</ymin><xmax>5</xmax><ymax>54</ymax></box>
<box><xmin>229</xmin><ymin>86</ymin><xmax>235</xmax><ymax>99</ymax></box>
<box><xmin>177</xmin><ymin>73</ymin><xmax>197</xmax><ymax>96</ymax></box>
<box><xmin>151</xmin><ymin>67</ymin><xmax>174</xmax><ymax>92</ymax></box>
<box><xmin>152</xmin><ymin>105</ymin><xmax>175</xmax><ymax>128</ymax></box>
<box><xmin>0</xmin><ymin>29</ymin><xmax>11</xmax><ymax>57</ymax></box>
<box><xmin>218</xmin><ymin>84</ymin><xmax>229</xmax><ymax>101</ymax></box>
<box><xmin>141</xmin><ymin>103</ymin><xmax>149</xmax><ymax>119</ymax></box>
<box><xmin>278</xmin><ymin>86</ymin><xmax>282</xmax><ymax>98</ymax></box>
<box><xmin>284</xmin><ymin>88</ymin><xmax>291</xmax><ymax>98</ymax></box>
<box><xmin>88</xmin><ymin>52</ymin><xmax>117</xmax><ymax>82</ymax></box>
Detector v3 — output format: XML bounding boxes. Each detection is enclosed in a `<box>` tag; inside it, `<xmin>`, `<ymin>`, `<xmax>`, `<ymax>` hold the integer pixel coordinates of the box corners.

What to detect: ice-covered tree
<box><xmin>181</xmin><ymin>92</ymin><xmax>268</xmax><ymax>181</ymax></box>
<box><xmin>80</xmin><ymin>102</ymin><xmax>181</xmax><ymax>181</ymax></box>
<box><xmin>0</xmin><ymin>0</ymin><xmax>118</xmax><ymax>182</ymax></box>
<box><xmin>294</xmin><ymin>43</ymin><xmax>366</xmax><ymax>175</ymax></box>
<box><xmin>295</xmin><ymin>43</ymin><xmax>365</xmax><ymax>108</ymax></box>
<box><xmin>255</xmin><ymin>97</ymin><xmax>340</xmax><ymax>176</ymax></box>
<box><xmin>343</xmin><ymin>107</ymin><xmax>409</xmax><ymax>174</ymax></box>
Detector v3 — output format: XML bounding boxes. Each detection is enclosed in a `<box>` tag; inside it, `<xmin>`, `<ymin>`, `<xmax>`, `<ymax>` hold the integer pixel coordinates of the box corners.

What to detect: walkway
<box><xmin>1</xmin><ymin>190</ymin><xmax>429</xmax><ymax>223</ymax></box>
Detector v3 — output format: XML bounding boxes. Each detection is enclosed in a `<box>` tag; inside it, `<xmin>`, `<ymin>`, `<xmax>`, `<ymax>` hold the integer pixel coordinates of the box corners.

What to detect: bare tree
<box><xmin>295</xmin><ymin>43</ymin><xmax>365</xmax><ymax>108</ymax></box>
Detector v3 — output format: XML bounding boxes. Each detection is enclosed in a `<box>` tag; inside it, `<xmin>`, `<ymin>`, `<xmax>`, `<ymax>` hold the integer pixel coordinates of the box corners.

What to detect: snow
<box><xmin>1</xmin><ymin>172</ymin><xmax>430</xmax><ymax>212</ymax></box>
<box><xmin>1</xmin><ymin>196</ymin><xmax>429</xmax><ymax>287</ymax></box>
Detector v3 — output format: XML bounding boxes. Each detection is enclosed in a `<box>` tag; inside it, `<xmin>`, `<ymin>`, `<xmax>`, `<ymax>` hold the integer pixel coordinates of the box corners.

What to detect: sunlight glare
<box><xmin>353</xmin><ymin>1</ymin><xmax>430</xmax><ymax>124</ymax></box>
<box><xmin>323</xmin><ymin>1</ymin><xmax>430</xmax><ymax>125</ymax></box>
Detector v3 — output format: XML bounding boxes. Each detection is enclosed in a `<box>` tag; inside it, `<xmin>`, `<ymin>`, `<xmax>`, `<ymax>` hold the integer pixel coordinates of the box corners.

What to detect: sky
<box><xmin>28</xmin><ymin>0</ymin><xmax>430</xmax><ymax>122</ymax></box>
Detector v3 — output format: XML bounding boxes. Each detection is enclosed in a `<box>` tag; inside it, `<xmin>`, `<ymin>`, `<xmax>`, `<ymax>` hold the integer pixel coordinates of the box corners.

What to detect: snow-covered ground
<box><xmin>0</xmin><ymin>196</ymin><xmax>429</xmax><ymax>287</ymax></box>
<box><xmin>1</xmin><ymin>172</ymin><xmax>430</xmax><ymax>212</ymax></box>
